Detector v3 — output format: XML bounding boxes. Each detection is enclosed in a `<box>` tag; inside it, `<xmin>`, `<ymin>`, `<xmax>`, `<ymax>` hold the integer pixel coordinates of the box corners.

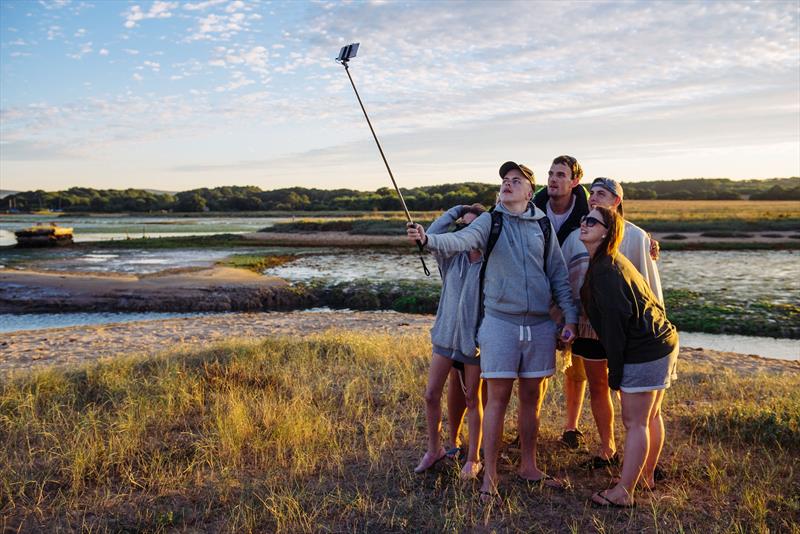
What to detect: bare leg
<box><xmin>446</xmin><ymin>367</ymin><xmax>467</xmax><ymax>450</ymax></box>
<box><xmin>563</xmin><ymin>374</ymin><xmax>586</xmax><ymax>433</ymax></box>
<box><xmin>479</xmin><ymin>378</ymin><xmax>514</xmax><ymax>495</ymax></box>
<box><xmin>517</xmin><ymin>377</ymin><xmax>561</xmax><ymax>486</ymax></box>
<box><xmin>460</xmin><ymin>364</ymin><xmax>483</xmax><ymax>479</ymax></box>
<box><xmin>583</xmin><ymin>358</ymin><xmax>616</xmax><ymax>459</ymax></box>
<box><xmin>641</xmin><ymin>389</ymin><xmax>666</xmax><ymax>488</ymax></box>
<box><xmin>414</xmin><ymin>353</ymin><xmax>453</xmax><ymax>473</ymax></box>
<box><xmin>593</xmin><ymin>391</ymin><xmax>656</xmax><ymax>505</ymax></box>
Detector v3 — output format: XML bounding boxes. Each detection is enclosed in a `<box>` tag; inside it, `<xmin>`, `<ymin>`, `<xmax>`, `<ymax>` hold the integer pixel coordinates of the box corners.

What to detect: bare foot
<box><xmin>414</xmin><ymin>448</ymin><xmax>447</xmax><ymax>473</ymax></box>
<box><xmin>460</xmin><ymin>461</ymin><xmax>482</xmax><ymax>480</ymax></box>
<box><xmin>590</xmin><ymin>487</ymin><xmax>635</xmax><ymax>508</ymax></box>
<box><xmin>479</xmin><ymin>471</ymin><xmax>500</xmax><ymax>504</ymax></box>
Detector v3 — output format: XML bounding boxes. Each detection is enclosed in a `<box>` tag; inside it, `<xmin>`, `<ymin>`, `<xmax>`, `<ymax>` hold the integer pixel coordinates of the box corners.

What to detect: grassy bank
<box><xmin>1</xmin><ymin>332</ymin><xmax>798</xmax><ymax>532</ymax></box>
<box><xmin>258</xmin><ymin>200</ymin><xmax>800</xmax><ymax>234</ymax></box>
<box><xmin>287</xmin><ymin>280</ymin><xmax>800</xmax><ymax>339</ymax></box>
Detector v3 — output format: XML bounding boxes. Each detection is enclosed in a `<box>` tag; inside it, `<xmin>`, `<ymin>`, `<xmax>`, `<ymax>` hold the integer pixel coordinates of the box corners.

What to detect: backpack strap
<box><xmin>476</xmin><ymin>203</ymin><xmax>552</xmax><ymax>334</ymax></box>
<box><xmin>537</xmin><ymin>215</ymin><xmax>552</xmax><ymax>274</ymax></box>
<box><xmin>478</xmin><ymin>208</ymin><xmax>503</xmax><ymax>328</ymax></box>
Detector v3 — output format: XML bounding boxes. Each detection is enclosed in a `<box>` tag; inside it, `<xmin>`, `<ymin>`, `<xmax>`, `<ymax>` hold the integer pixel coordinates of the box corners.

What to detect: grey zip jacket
<box><xmin>428</xmin><ymin>206</ymin><xmax>482</xmax><ymax>358</ymax></box>
<box><xmin>425</xmin><ymin>202</ymin><xmax>578</xmax><ymax>326</ymax></box>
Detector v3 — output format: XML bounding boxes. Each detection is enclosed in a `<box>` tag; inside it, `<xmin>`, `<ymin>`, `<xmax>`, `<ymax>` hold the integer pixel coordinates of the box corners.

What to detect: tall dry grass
<box><xmin>1</xmin><ymin>331</ymin><xmax>798</xmax><ymax>532</ymax></box>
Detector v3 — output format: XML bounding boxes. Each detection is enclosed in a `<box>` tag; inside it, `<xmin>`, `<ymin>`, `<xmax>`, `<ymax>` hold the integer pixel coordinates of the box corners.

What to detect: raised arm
<box><xmin>427</xmin><ymin>205</ymin><xmax>466</xmax><ymax>236</ymax></box>
<box><xmin>407</xmin><ymin>211</ymin><xmax>491</xmax><ymax>256</ymax></box>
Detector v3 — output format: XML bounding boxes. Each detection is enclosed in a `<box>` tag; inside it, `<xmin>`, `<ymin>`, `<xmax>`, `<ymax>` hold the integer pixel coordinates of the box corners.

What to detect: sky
<box><xmin>0</xmin><ymin>0</ymin><xmax>798</xmax><ymax>193</ymax></box>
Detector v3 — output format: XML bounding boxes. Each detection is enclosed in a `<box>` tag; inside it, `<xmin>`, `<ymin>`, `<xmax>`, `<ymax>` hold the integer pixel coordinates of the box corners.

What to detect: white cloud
<box><xmin>39</xmin><ymin>0</ymin><xmax>71</xmax><ymax>10</ymax></box>
<box><xmin>214</xmin><ymin>70</ymin><xmax>253</xmax><ymax>92</ymax></box>
<box><xmin>46</xmin><ymin>25</ymin><xmax>62</xmax><ymax>40</ymax></box>
<box><xmin>124</xmin><ymin>1</ymin><xmax>178</xmax><ymax>28</ymax></box>
<box><xmin>99</xmin><ymin>48</ymin><xmax>109</xmax><ymax>56</ymax></box>
<box><xmin>67</xmin><ymin>41</ymin><xmax>93</xmax><ymax>60</ymax></box>
<box><xmin>132</xmin><ymin>73</ymin><xmax>144</xmax><ymax>81</ymax></box>
<box><xmin>74</xmin><ymin>28</ymin><xmax>87</xmax><ymax>37</ymax></box>
<box><xmin>224</xmin><ymin>1</ymin><xmax>244</xmax><ymax>14</ymax></box>
<box><xmin>123</xmin><ymin>48</ymin><xmax>140</xmax><ymax>55</ymax></box>
<box><xmin>183</xmin><ymin>0</ymin><xmax>226</xmax><ymax>11</ymax></box>
<box><xmin>143</xmin><ymin>60</ymin><xmax>161</xmax><ymax>71</ymax></box>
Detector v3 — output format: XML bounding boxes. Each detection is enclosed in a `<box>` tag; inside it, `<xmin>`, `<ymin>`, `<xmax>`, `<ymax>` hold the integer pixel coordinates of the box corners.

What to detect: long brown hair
<box><xmin>579</xmin><ymin>206</ymin><xmax>625</xmax><ymax>309</ymax></box>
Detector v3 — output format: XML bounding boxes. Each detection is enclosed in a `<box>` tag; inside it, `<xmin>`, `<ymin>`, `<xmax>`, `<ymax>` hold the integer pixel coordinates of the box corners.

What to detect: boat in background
<box><xmin>14</xmin><ymin>223</ymin><xmax>74</xmax><ymax>247</ymax></box>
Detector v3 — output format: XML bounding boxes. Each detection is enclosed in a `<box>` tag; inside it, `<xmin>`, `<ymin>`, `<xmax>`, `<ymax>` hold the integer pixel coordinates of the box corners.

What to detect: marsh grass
<box><xmin>2</xmin><ymin>332</ymin><xmax>799</xmax><ymax>532</ymax></box>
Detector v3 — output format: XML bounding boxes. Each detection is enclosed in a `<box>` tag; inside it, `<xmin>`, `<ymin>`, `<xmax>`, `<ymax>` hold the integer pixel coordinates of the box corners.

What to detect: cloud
<box><xmin>74</xmin><ymin>28</ymin><xmax>86</xmax><ymax>37</ymax></box>
<box><xmin>143</xmin><ymin>60</ymin><xmax>161</xmax><ymax>71</ymax></box>
<box><xmin>132</xmin><ymin>72</ymin><xmax>143</xmax><ymax>81</ymax></box>
<box><xmin>46</xmin><ymin>25</ymin><xmax>62</xmax><ymax>40</ymax></box>
<box><xmin>124</xmin><ymin>1</ymin><xmax>178</xmax><ymax>28</ymax></box>
<box><xmin>182</xmin><ymin>0</ymin><xmax>227</xmax><ymax>11</ymax></box>
<box><xmin>67</xmin><ymin>41</ymin><xmax>93</xmax><ymax>60</ymax></box>
<box><xmin>38</xmin><ymin>0</ymin><xmax>71</xmax><ymax>10</ymax></box>
<box><xmin>99</xmin><ymin>48</ymin><xmax>109</xmax><ymax>56</ymax></box>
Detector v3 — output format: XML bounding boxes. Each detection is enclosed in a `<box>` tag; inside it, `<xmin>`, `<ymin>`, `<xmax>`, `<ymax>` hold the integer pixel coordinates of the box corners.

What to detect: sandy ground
<box><xmin>1</xmin><ymin>311</ymin><xmax>797</xmax><ymax>376</ymax></box>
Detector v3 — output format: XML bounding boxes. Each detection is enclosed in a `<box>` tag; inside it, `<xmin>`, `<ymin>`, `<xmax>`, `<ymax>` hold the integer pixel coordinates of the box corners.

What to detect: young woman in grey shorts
<box><xmin>414</xmin><ymin>203</ymin><xmax>486</xmax><ymax>480</ymax></box>
<box><xmin>579</xmin><ymin>206</ymin><xmax>679</xmax><ymax>508</ymax></box>
<box><xmin>408</xmin><ymin>161</ymin><xmax>578</xmax><ymax>501</ymax></box>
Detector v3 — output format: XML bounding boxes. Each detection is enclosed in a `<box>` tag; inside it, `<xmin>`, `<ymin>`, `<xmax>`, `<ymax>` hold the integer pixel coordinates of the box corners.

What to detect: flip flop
<box><xmin>579</xmin><ymin>453</ymin><xmax>620</xmax><ymax>470</ymax></box>
<box><xmin>590</xmin><ymin>491</ymin><xmax>636</xmax><ymax>509</ymax></box>
<box><xmin>518</xmin><ymin>474</ymin><xmax>565</xmax><ymax>490</ymax></box>
<box><xmin>445</xmin><ymin>446</ymin><xmax>463</xmax><ymax>460</ymax></box>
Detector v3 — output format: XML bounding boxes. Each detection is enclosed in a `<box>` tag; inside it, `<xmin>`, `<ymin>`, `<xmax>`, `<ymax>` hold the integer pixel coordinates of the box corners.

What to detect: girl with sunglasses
<box><xmin>578</xmin><ymin>206</ymin><xmax>678</xmax><ymax>508</ymax></box>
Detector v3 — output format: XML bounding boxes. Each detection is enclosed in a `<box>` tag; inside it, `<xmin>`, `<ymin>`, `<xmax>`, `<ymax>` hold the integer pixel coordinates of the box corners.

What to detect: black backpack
<box><xmin>477</xmin><ymin>202</ymin><xmax>552</xmax><ymax>326</ymax></box>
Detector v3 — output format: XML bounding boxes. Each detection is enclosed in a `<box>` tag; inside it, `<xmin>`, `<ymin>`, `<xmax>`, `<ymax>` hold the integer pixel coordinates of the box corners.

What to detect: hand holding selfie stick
<box><xmin>336</xmin><ymin>43</ymin><xmax>430</xmax><ymax>276</ymax></box>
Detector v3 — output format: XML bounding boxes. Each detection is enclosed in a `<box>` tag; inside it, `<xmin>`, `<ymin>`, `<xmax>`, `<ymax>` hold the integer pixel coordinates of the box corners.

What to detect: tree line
<box><xmin>3</xmin><ymin>178</ymin><xmax>798</xmax><ymax>213</ymax></box>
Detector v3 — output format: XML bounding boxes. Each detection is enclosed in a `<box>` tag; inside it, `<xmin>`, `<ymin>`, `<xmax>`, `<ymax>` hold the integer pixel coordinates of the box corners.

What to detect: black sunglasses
<box><xmin>580</xmin><ymin>215</ymin><xmax>608</xmax><ymax>229</ymax></box>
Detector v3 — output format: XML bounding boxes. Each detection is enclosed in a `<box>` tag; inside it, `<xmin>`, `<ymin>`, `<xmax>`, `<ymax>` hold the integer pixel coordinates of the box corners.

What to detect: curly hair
<box><xmin>551</xmin><ymin>155</ymin><xmax>583</xmax><ymax>183</ymax></box>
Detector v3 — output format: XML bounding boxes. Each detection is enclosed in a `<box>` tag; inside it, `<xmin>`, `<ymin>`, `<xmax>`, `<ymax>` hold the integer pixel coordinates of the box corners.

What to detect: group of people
<box><xmin>406</xmin><ymin>155</ymin><xmax>679</xmax><ymax>508</ymax></box>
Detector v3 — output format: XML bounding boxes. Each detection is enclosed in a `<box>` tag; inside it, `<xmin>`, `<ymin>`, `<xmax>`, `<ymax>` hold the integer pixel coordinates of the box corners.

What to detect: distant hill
<box><xmin>1</xmin><ymin>178</ymin><xmax>798</xmax><ymax>213</ymax></box>
<box><xmin>620</xmin><ymin>177</ymin><xmax>800</xmax><ymax>200</ymax></box>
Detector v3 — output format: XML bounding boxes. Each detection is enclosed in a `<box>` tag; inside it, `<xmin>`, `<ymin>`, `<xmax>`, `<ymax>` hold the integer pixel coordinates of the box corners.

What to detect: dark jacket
<box><xmin>533</xmin><ymin>185</ymin><xmax>590</xmax><ymax>245</ymax></box>
<box><xmin>584</xmin><ymin>254</ymin><xmax>678</xmax><ymax>390</ymax></box>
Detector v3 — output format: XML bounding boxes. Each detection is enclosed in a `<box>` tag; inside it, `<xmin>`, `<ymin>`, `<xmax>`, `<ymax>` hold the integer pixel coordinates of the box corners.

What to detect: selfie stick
<box><xmin>336</xmin><ymin>43</ymin><xmax>430</xmax><ymax>276</ymax></box>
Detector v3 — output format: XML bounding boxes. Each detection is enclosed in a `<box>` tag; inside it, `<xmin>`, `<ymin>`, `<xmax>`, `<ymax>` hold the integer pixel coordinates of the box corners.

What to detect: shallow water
<box><xmin>658</xmin><ymin>250</ymin><xmax>799</xmax><ymax>305</ymax></box>
<box><xmin>0</xmin><ymin>215</ymin><xmax>290</xmax><ymax>246</ymax></box>
<box><xmin>678</xmin><ymin>331</ymin><xmax>798</xmax><ymax>361</ymax></box>
<box><xmin>0</xmin><ymin>312</ymin><xmax>213</xmax><ymax>333</ymax></box>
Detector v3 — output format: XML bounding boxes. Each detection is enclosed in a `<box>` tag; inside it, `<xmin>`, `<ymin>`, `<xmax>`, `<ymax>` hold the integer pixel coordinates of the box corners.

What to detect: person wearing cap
<box><xmin>414</xmin><ymin>203</ymin><xmax>487</xmax><ymax>481</ymax></box>
<box><xmin>559</xmin><ymin>176</ymin><xmax>665</xmax><ymax>476</ymax></box>
<box><xmin>532</xmin><ymin>155</ymin><xmax>592</xmax><ymax>451</ymax></box>
<box><xmin>407</xmin><ymin>161</ymin><xmax>577</xmax><ymax>501</ymax></box>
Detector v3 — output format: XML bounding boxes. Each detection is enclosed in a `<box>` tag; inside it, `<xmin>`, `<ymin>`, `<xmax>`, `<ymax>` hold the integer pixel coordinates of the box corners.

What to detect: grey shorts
<box><xmin>477</xmin><ymin>314</ymin><xmax>557</xmax><ymax>379</ymax></box>
<box><xmin>432</xmin><ymin>345</ymin><xmax>480</xmax><ymax>366</ymax></box>
<box><xmin>620</xmin><ymin>344</ymin><xmax>679</xmax><ymax>393</ymax></box>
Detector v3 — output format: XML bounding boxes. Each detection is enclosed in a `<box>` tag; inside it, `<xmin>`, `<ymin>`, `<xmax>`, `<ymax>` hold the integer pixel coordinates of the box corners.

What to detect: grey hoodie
<box><xmin>426</xmin><ymin>202</ymin><xmax>578</xmax><ymax>326</ymax></box>
<box><xmin>428</xmin><ymin>206</ymin><xmax>483</xmax><ymax>358</ymax></box>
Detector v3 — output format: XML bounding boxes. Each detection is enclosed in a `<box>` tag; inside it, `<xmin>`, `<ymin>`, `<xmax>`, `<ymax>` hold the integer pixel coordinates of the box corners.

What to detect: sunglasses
<box><xmin>580</xmin><ymin>215</ymin><xmax>608</xmax><ymax>229</ymax></box>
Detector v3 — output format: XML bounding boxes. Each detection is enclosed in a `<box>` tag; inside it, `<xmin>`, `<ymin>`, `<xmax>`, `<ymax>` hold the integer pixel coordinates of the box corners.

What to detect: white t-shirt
<box><xmin>546</xmin><ymin>196</ymin><xmax>575</xmax><ymax>234</ymax></box>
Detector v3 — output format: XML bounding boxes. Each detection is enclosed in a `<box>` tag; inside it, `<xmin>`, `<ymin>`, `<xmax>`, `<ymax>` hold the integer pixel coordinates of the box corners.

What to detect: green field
<box><xmin>2</xmin><ymin>332</ymin><xmax>798</xmax><ymax>532</ymax></box>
